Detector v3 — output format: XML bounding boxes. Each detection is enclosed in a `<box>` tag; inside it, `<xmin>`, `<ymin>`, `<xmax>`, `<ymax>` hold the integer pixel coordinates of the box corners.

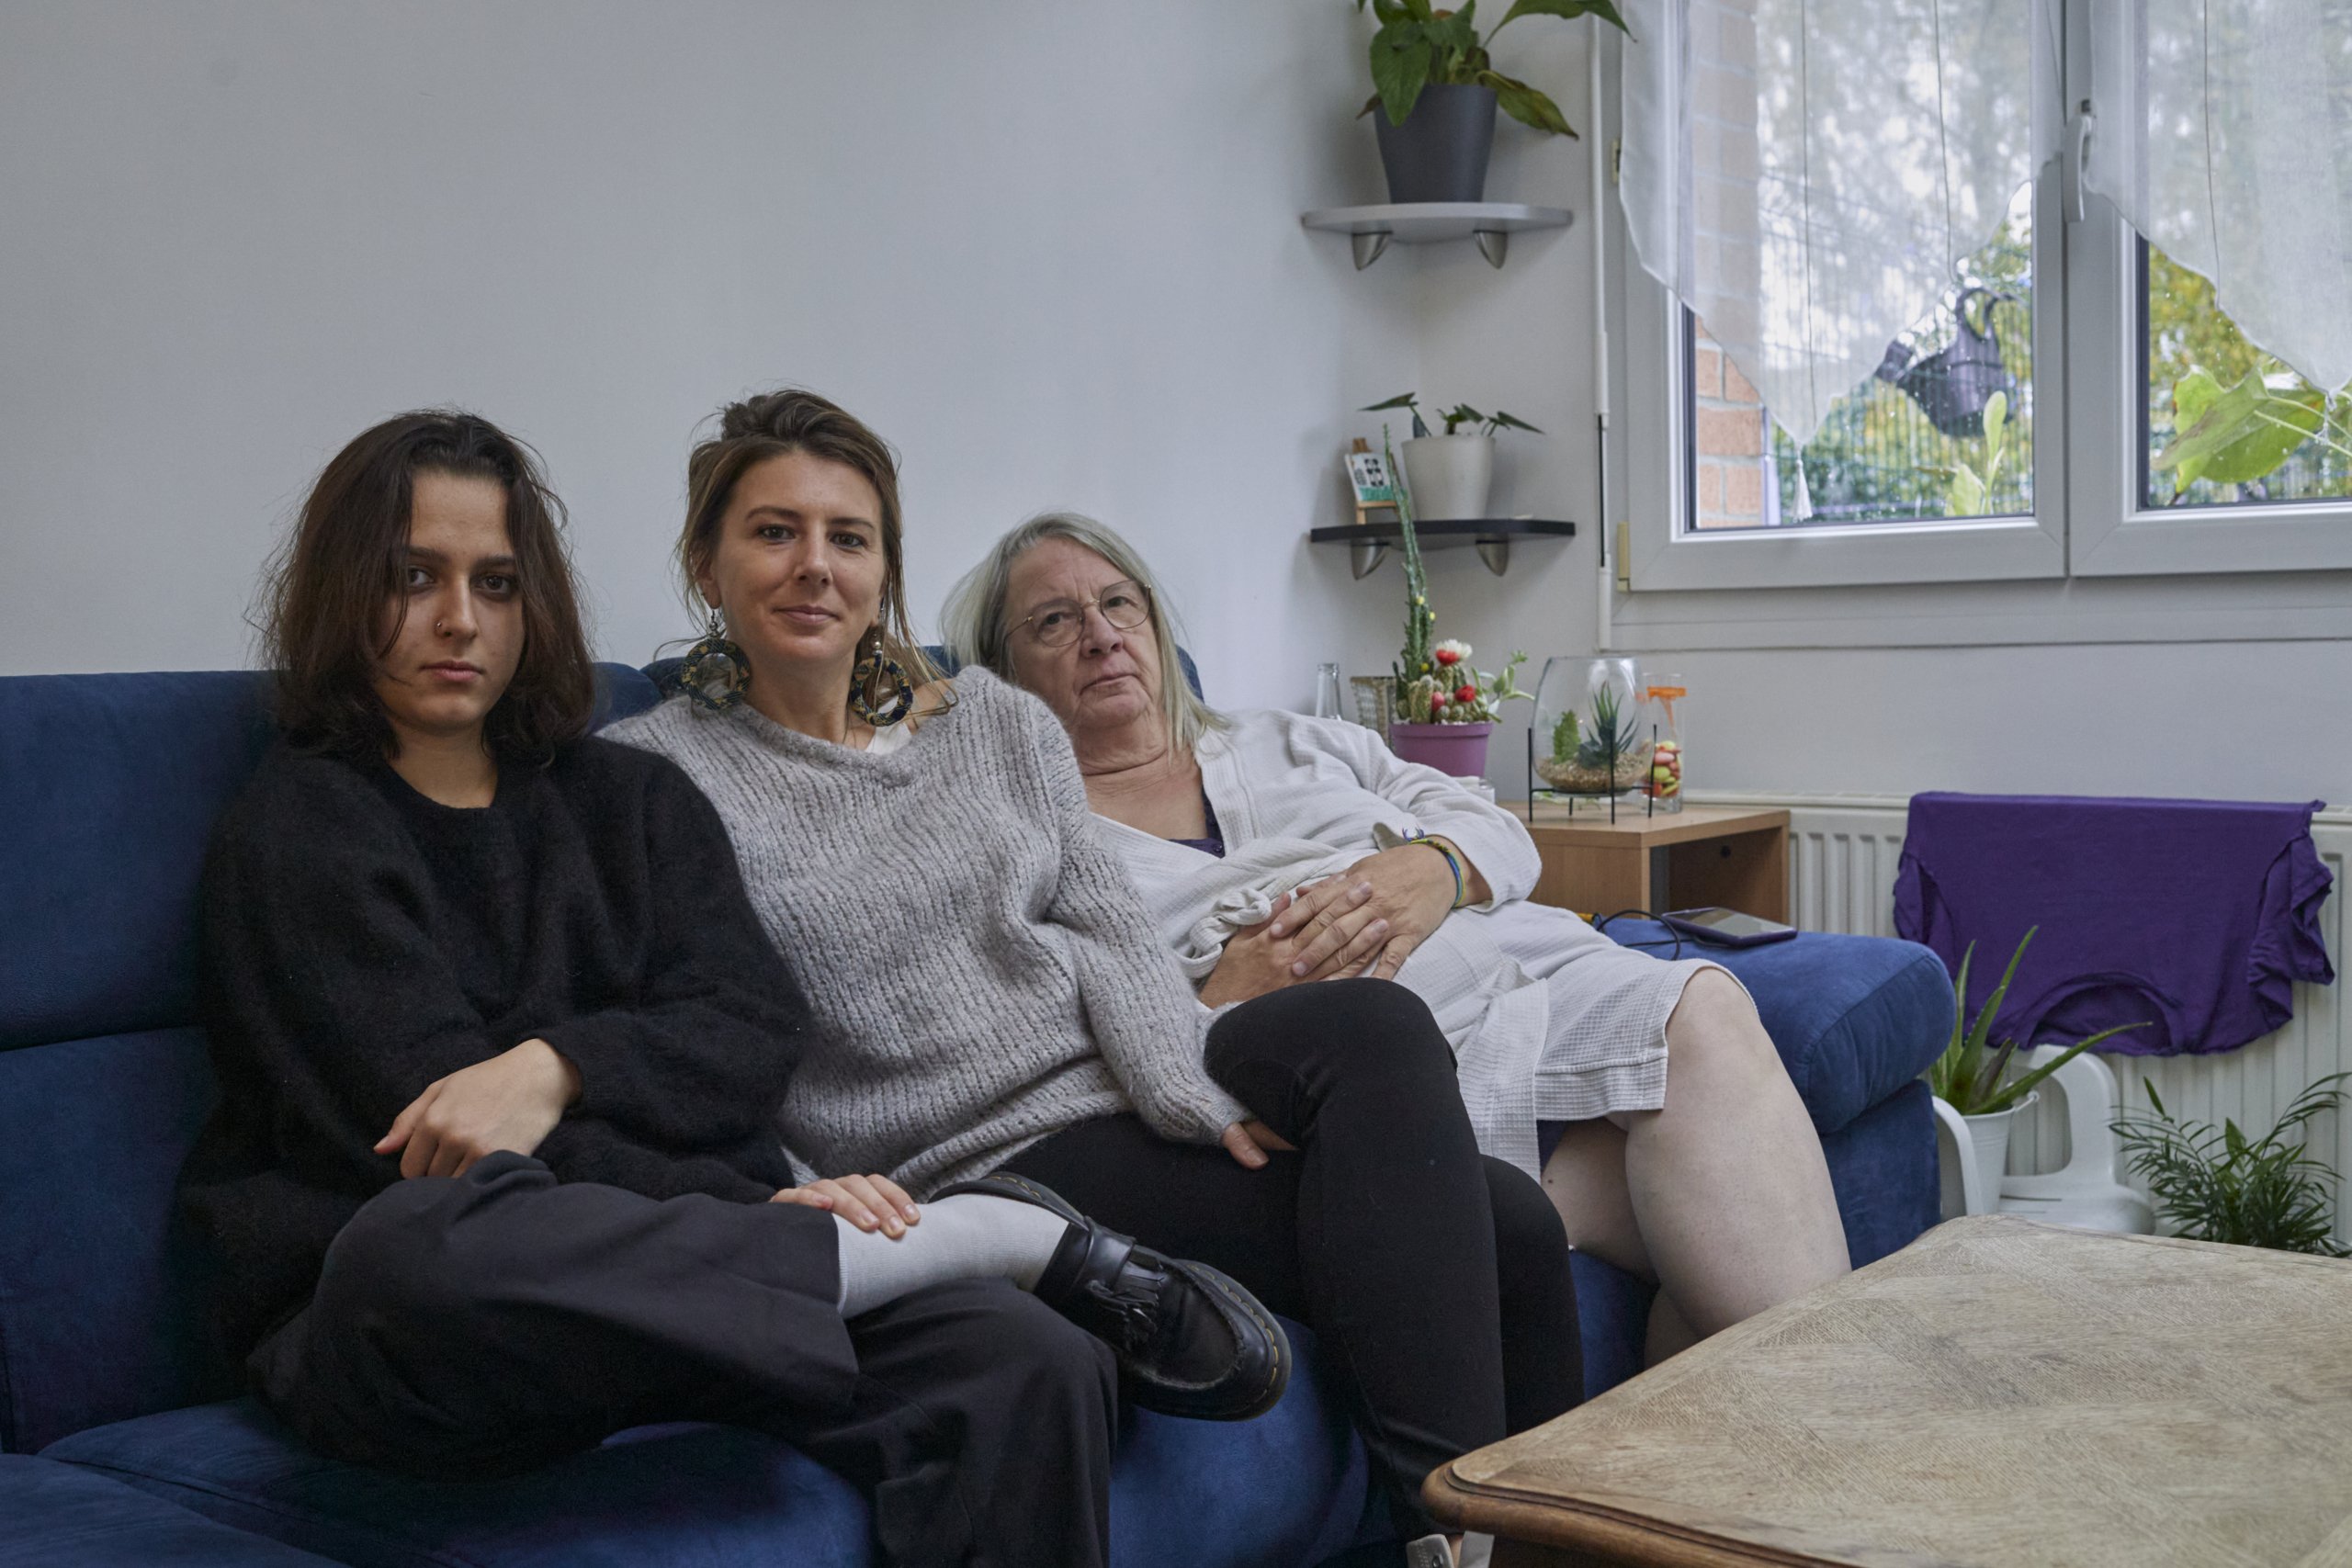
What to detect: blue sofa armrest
<box><xmin>1602</xmin><ymin>919</ymin><xmax>1953</xmax><ymax>1135</ymax></box>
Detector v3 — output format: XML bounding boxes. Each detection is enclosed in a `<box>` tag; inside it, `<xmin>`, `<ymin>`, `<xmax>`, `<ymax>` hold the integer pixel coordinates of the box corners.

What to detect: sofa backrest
<box><xmin>0</xmin><ymin>665</ymin><xmax>661</xmax><ymax>1452</ymax></box>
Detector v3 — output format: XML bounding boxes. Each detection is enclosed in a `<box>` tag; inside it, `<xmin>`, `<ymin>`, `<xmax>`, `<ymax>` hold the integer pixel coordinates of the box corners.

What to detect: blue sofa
<box><xmin>0</xmin><ymin>664</ymin><xmax>1951</xmax><ymax>1566</ymax></box>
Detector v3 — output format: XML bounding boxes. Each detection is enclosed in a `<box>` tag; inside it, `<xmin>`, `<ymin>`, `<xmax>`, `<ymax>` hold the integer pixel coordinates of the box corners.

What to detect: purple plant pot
<box><xmin>1385</xmin><ymin>720</ymin><xmax>1494</xmax><ymax>777</ymax></box>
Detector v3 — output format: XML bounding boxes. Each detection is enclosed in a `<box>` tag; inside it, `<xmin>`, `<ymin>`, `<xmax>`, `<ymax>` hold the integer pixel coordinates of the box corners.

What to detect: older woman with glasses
<box><xmin>945</xmin><ymin>512</ymin><xmax>1852</xmax><ymax>1366</ymax></box>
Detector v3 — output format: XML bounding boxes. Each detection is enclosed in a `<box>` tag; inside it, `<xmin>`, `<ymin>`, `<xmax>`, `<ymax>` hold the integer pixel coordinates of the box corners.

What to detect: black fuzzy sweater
<box><xmin>180</xmin><ymin>737</ymin><xmax>809</xmax><ymax>1360</ymax></box>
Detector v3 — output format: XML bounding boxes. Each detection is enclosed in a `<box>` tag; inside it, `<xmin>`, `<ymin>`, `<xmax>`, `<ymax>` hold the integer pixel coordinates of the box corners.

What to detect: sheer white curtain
<box><xmin>2086</xmin><ymin>1</ymin><xmax>2352</xmax><ymax>394</ymax></box>
<box><xmin>1620</xmin><ymin>0</ymin><xmax>2055</xmax><ymax>445</ymax></box>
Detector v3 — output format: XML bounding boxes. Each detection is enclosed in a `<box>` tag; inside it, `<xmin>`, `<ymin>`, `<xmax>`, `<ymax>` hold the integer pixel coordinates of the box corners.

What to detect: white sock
<box><xmin>831</xmin><ymin>1194</ymin><xmax>1074</xmax><ymax>1317</ymax></box>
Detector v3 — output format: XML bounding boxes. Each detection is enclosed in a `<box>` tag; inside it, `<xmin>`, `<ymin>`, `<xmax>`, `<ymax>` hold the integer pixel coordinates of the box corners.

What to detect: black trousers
<box><xmin>251</xmin><ymin>1152</ymin><xmax>1115</xmax><ymax>1568</ymax></box>
<box><xmin>1004</xmin><ymin>978</ymin><xmax>1581</xmax><ymax>1538</ymax></box>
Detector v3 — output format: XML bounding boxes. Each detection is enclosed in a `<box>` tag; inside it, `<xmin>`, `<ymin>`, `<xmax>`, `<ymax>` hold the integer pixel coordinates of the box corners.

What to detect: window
<box><xmin>1618</xmin><ymin>0</ymin><xmax>2352</xmax><ymax>595</ymax></box>
<box><xmin>1691</xmin><ymin>183</ymin><xmax>2037</xmax><ymax>532</ymax></box>
<box><xmin>2142</xmin><ymin>243</ymin><xmax>2352</xmax><ymax>513</ymax></box>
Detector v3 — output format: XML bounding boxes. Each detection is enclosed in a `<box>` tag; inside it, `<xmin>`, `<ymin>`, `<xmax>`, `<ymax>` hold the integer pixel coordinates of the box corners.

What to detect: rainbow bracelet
<box><xmin>1408</xmin><ymin>834</ymin><xmax>1469</xmax><ymax>909</ymax></box>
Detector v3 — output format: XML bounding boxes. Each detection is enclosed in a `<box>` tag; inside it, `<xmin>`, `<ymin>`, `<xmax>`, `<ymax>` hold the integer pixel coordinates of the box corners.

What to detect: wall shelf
<box><xmin>1309</xmin><ymin>518</ymin><xmax>1576</xmax><ymax>578</ymax></box>
<box><xmin>1300</xmin><ymin>202</ymin><xmax>1573</xmax><ymax>269</ymax></box>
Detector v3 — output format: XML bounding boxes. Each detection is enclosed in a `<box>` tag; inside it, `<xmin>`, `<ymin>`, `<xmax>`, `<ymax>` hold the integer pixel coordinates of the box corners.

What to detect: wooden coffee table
<box><xmin>1428</xmin><ymin>1216</ymin><xmax>2352</xmax><ymax>1567</ymax></box>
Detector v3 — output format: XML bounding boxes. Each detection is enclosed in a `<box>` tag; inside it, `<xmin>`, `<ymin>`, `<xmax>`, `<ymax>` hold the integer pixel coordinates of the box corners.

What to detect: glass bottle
<box><xmin>1313</xmin><ymin>662</ymin><xmax>1344</xmax><ymax>720</ymax></box>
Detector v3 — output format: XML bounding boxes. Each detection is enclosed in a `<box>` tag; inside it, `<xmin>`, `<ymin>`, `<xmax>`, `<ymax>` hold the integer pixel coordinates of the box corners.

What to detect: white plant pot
<box><xmin>1931</xmin><ymin>1092</ymin><xmax>2038</xmax><ymax>1219</ymax></box>
<box><xmin>1399</xmin><ymin>434</ymin><xmax>1495</xmax><ymax>521</ymax></box>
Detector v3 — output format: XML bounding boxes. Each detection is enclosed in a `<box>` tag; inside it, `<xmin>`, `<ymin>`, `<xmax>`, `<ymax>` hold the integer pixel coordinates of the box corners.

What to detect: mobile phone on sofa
<box><xmin>1658</xmin><ymin>907</ymin><xmax>1798</xmax><ymax>948</ymax></box>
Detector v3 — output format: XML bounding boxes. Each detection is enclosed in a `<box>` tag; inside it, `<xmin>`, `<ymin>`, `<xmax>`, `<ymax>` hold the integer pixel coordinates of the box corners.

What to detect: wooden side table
<box><xmin>1518</xmin><ymin>803</ymin><xmax>1790</xmax><ymax>922</ymax></box>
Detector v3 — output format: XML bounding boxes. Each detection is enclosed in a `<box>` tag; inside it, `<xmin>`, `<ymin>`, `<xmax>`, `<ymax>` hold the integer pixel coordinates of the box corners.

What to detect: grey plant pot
<box><xmin>1373</xmin><ymin>84</ymin><xmax>1498</xmax><ymax>204</ymax></box>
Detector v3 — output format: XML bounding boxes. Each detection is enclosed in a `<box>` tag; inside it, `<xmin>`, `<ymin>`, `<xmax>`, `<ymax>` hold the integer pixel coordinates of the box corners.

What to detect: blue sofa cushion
<box><xmin>0</xmin><ymin>1452</ymin><xmax>338</xmax><ymax>1567</ymax></box>
<box><xmin>0</xmin><ymin>1028</ymin><xmax>227</xmax><ymax>1453</ymax></box>
<box><xmin>0</xmin><ymin>672</ymin><xmax>276</xmax><ymax>1052</ymax></box>
<box><xmin>49</xmin><ymin>1359</ymin><xmax>1367</xmax><ymax>1568</ymax></box>
<box><xmin>1604</xmin><ymin>920</ymin><xmax>1953</xmax><ymax>1135</ymax></box>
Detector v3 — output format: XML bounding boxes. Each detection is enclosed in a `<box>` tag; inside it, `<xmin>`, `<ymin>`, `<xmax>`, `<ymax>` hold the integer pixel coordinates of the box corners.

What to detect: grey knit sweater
<box><xmin>607</xmin><ymin>668</ymin><xmax>1248</xmax><ymax>1194</ymax></box>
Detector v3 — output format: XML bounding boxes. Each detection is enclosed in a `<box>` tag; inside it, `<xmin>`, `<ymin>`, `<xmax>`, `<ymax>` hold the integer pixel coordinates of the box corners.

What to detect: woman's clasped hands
<box><xmin>1199</xmin><ymin>844</ymin><xmax>1462</xmax><ymax>1015</ymax></box>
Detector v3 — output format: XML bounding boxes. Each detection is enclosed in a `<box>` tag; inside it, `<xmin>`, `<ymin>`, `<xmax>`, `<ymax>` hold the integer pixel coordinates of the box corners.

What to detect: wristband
<box><xmin>1408</xmin><ymin>834</ymin><xmax>1467</xmax><ymax>909</ymax></box>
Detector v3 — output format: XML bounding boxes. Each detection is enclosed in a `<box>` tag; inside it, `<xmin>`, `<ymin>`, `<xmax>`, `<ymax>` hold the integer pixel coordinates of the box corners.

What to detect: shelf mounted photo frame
<box><xmin>1345</xmin><ymin>437</ymin><xmax>1401</xmax><ymax>527</ymax></box>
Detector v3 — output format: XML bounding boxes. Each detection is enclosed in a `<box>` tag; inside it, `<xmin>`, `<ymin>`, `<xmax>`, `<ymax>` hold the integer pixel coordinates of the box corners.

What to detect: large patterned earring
<box><xmin>680</xmin><ymin>607</ymin><xmax>752</xmax><ymax>713</ymax></box>
<box><xmin>850</xmin><ymin>630</ymin><xmax>915</xmax><ymax>727</ymax></box>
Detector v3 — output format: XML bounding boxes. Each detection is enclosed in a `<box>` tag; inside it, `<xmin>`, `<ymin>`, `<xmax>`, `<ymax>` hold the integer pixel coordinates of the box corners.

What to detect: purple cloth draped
<box><xmin>1894</xmin><ymin>793</ymin><xmax>2335</xmax><ymax>1056</ymax></box>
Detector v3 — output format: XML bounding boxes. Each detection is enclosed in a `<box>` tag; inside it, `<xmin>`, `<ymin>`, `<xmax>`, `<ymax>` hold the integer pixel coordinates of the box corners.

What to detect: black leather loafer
<box><xmin>933</xmin><ymin>1172</ymin><xmax>1291</xmax><ymax>1421</ymax></box>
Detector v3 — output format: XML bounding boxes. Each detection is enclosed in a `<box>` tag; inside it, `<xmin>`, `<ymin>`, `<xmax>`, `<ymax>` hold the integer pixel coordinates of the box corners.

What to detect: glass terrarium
<box><xmin>1531</xmin><ymin>657</ymin><xmax>1653</xmax><ymax>803</ymax></box>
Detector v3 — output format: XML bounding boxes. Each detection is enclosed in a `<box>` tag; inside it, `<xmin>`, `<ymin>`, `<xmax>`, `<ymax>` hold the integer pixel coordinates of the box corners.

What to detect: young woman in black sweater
<box><xmin>176</xmin><ymin>410</ymin><xmax>1283</xmax><ymax>1568</ymax></box>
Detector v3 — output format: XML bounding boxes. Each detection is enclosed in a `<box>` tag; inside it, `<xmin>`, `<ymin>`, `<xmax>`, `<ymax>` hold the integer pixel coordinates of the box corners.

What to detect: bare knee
<box><xmin>1662</xmin><ymin>972</ymin><xmax>1786</xmax><ymax>1093</ymax></box>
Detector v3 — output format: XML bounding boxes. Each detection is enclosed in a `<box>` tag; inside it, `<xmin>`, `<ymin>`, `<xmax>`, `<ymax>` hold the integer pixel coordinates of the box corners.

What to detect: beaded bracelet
<box><xmin>1407</xmin><ymin>833</ymin><xmax>1468</xmax><ymax>909</ymax></box>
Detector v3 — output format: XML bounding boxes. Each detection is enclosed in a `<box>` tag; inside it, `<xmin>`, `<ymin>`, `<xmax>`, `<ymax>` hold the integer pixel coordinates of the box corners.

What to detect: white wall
<box><xmin>0</xmin><ymin>0</ymin><xmax>1419</xmax><ymax>707</ymax></box>
<box><xmin>10</xmin><ymin>6</ymin><xmax>2345</xmax><ymax>810</ymax></box>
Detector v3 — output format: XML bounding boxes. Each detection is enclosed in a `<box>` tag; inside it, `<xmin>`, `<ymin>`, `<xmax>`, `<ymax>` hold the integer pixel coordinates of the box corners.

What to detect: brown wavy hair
<box><xmin>679</xmin><ymin>389</ymin><xmax>941</xmax><ymax>712</ymax></box>
<box><xmin>265</xmin><ymin>410</ymin><xmax>595</xmax><ymax>761</ymax></box>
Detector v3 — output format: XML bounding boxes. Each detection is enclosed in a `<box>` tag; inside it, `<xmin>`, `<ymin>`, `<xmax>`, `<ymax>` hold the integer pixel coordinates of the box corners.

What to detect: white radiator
<box><xmin>1691</xmin><ymin>793</ymin><xmax>2351</xmax><ymax>1247</ymax></box>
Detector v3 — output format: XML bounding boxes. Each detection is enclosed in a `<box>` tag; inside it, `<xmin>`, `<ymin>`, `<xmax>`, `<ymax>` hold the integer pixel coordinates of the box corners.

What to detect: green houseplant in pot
<box><xmin>2111</xmin><ymin>1072</ymin><xmax>2349</xmax><ymax>1256</ymax></box>
<box><xmin>1353</xmin><ymin>0</ymin><xmax>1631</xmax><ymax>203</ymax></box>
<box><xmin>1363</xmin><ymin>392</ymin><xmax>1541</xmax><ymax>520</ymax></box>
<box><xmin>1928</xmin><ymin>927</ymin><xmax>2147</xmax><ymax>1213</ymax></box>
<box><xmin>1378</xmin><ymin>426</ymin><xmax>1532</xmax><ymax>775</ymax></box>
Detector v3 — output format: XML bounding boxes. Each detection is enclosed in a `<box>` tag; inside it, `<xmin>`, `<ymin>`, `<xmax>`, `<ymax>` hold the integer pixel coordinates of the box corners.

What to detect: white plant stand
<box><xmin>1996</xmin><ymin>1046</ymin><xmax>2155</xmax><ymax>1235</ymax></box>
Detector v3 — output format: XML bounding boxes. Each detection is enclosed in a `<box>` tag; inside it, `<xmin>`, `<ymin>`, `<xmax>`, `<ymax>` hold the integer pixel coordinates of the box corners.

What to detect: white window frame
<box><xmin>1615</xmin><ymin>85</ymin><xmax>2067</xmax><ymax>592</ymax></box>
<box><xmin>1612</xmin><ymin>0</ymin><xmax>2352</xmax><ymax>598</ymax></box>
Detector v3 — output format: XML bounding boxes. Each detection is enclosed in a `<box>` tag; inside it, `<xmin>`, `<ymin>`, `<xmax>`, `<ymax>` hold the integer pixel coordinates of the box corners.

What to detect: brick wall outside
<box><xmin>1686</xmin><ymin>0</ymin><xmax>1773</xmax><ymax>533</ymax></box>
<box><xmin>1692</xmin><ymin>322</ymin><xmax>1773</xmax><ymax>530</ymax></box>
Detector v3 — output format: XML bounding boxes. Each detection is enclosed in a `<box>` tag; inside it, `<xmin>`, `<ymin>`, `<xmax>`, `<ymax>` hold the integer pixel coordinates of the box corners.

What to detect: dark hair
<box><xmin>264</xmin><ymin>409</ymin><xmax>595</xmax><ymax>761</ymax></box>
<box><xmin>679</xmin><ymin>389</ymin><xmax>941</xmax><ymax>708</ymax></box>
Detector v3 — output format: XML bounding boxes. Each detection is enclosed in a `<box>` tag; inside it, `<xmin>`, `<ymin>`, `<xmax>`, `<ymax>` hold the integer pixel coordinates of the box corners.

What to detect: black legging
<box><xmin>1003</xmin><ymin>978</ymin><xmax>1580</xmax><ymax>1537</ymax></box>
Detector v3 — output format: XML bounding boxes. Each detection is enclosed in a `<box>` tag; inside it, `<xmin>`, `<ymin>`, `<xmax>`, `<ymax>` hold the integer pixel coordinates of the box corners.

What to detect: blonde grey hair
<box><xmin>942</xmin><ymin>512</ymin><xmax>1226</xmax><ymax>750</ymax></box>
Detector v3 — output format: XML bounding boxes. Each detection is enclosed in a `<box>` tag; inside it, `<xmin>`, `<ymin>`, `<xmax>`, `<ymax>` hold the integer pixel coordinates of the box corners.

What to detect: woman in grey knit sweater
<box><xmin>611</xmin><ymin>390</ymin><xmax>1579</xmax><ymax>1563</ymax></box>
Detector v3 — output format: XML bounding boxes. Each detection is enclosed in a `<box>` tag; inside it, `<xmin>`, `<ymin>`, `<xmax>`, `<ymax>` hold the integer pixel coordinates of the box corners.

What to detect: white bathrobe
<box><xmin>1097</xmin><ymin>708</ymin><xmax>1724</xmax><ymax>1177</ymax></box>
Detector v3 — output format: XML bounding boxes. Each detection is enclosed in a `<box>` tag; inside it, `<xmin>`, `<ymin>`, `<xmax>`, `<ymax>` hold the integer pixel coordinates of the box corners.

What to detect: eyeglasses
<box><xmin>1014</xmin><ymin>580</ymin><xmax>1153</xmax><ymax>649</ymax></box>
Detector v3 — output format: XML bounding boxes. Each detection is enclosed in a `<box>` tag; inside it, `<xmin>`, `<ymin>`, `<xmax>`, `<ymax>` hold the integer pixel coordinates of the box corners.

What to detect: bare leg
<box><xmin>1644</xmin><ymin>1292</ymin><xmax>1700</xmax><ymax>1364</ymax></box>
<box><xmin>1621</xmin><ymin>970</ymin><xmax>1849</xmax><ymax>1335</ymax></box>
<box><xmin>1538</xmin><ymin>1120</ymin><xmax>1696</xmax><ymax>1366</ymax></box>
<box><xmin>1538</xmin><ymin>970</ymin><xmax>1849</xmax><ymax>1353</ymax></box>
<box><xmin>1538</xmin><ymin>1118</ymin><xmax>1651</xmax><ymax>1280</ymax></box>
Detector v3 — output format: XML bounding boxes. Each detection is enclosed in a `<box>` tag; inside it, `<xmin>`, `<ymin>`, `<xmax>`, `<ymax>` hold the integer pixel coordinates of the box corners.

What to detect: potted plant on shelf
<box><xmin>1353</xmin><ymin>0</ymin><xmax>1630</xmax><ymax>204</ymax></box>
<box><xmin>1363</xmin><ymin>392</ymin><xmax>1542</xmax><ymax>520</ymax></box>
<box><xmin>1377</xmin><ymin>427</ymin><xmax>1532</xmax><ymax>775</ymax></box>
<box><xmin>1929</xmin><ymin>928</ymin><xmax>2148</xmax><ymax>1214</ymax></box>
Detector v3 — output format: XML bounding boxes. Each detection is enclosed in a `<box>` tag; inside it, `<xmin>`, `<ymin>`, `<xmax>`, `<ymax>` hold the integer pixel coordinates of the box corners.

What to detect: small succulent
<box><xmin>1575</xmin><ymin>682</ymin><xmax>1638</xmax><ymax>767</ymax></box>
<box><xmin>1548</xmin><ymin>709</ymin><xmax>1579</xmax><ymax>764</ymax></box>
